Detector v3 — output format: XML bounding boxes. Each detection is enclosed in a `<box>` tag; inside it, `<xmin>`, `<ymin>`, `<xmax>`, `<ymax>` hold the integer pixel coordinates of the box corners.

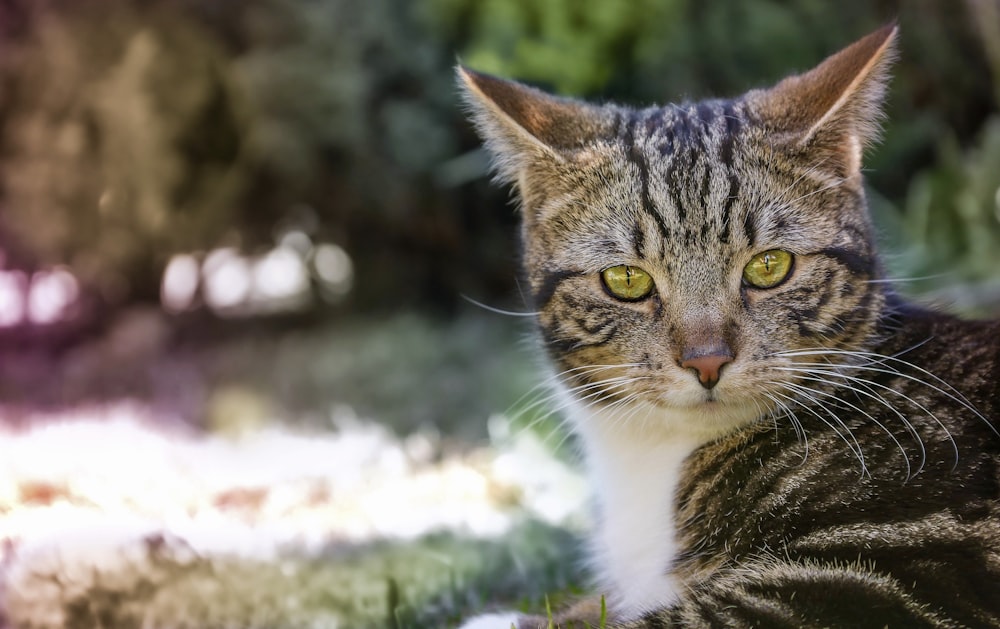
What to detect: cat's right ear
<box><xmin>457</xmin><ymin>66</ymin><xmax>612</xmax><ymax>185</ymax></box>
<box><xmin>752</xmin><ymin>23</ymin><xmax>898</xmax><ymax>177</ymax></box>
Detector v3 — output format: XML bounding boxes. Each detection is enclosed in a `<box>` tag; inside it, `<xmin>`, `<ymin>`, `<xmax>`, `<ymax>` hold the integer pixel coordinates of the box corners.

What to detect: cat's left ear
<box><xmin>753</xmin><ymin>23</ymin><xmax>898</xmax><ymax>176</ymax></box>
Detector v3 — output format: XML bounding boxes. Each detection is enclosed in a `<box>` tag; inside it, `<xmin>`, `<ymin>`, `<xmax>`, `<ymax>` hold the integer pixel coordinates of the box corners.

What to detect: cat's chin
<box><xmin>660</xmin><ymin>401</ymin><xmax>761</xmax><ymax>439</ymax></box>
<box><xmin>576</xmin><ymin>397</ymin><xmax>762</xmax><ymax>443</ymax></box>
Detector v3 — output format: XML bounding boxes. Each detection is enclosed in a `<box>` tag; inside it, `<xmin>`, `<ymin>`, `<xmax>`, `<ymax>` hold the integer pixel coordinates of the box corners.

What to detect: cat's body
<box><xmin>458</xmin><ymin>24</ymin><xmax>1000</xmax><ymax>628</ymax></box>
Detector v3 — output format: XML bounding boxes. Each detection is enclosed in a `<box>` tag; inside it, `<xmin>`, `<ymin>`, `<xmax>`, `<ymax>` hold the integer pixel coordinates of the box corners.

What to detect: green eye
<box><xmin>743</xmin><ymin>249</ymin><xmax>794</xmax><ymax>289</ymax></box>
<box><xmin>601</xmin><ymin>265</ymin><xmax>654</xmax><ymax>301</ymax></box>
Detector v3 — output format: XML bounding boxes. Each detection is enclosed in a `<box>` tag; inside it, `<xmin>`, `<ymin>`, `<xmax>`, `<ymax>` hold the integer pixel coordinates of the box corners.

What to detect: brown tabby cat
<box><xmin>457</xmin><ymin>24</ymin><xmax>1000</xmax><ymax>629</ymax></box>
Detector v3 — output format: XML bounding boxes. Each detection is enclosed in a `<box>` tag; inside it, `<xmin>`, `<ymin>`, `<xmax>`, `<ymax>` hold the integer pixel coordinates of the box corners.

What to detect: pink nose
<box><xmin>680</xmin><ymin>353</ymin><xmax>733</xmax><ymax>389</ymax></box>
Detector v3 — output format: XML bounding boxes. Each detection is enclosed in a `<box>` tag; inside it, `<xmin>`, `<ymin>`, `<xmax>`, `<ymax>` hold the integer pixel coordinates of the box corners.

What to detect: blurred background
<box><xmin>0</xmin><ymin>0</ymin><xmax>999</xmax><ymax>625</ymax></box>
<box><xmin>0</xmin><ymin>0</ymin><xmax>998</xmax><ymax>432</ymax></box>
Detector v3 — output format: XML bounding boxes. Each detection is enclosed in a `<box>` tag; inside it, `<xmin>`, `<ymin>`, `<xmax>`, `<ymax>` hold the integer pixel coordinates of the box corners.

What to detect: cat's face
<box><xmin>461</xmin><ymin>25</ymin><xmax>897</xmax><ymax>438</ymax></box>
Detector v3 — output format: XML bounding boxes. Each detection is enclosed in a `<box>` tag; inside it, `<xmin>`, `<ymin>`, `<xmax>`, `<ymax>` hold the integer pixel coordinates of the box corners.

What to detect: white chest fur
<box><xmin>574</xmin><ymin>404</ymin><xmax>706</xmax><ymax>620</ymax></box>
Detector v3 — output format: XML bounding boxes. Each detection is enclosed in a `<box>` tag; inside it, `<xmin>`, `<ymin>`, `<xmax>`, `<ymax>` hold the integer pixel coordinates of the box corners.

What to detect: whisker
<box><xmin>781</xmin><ymin>375</ymin><xmax>922</xmax><ymax>479</ymax></box>
<box><xmin>760</xmin><ymin>391</ymin><xmax>809</xmax><ymax>464</ymax></box>
<box><xmin>864</xmin><ymin>274</ymin><xmax>951</xmax><ymax>285</ymax></box>
<box><xmin>776</xmin><ymin>365</ymin><xmax>960</xmax><ymax>471</ymax></box>
<box><xmin>770</xmin><ymin>387</ymin><xmax>868</xmax><ymax>476</ymax></box>
<box><xmin>784</xmin><ymin>379</ymin><xmax>911</xmax><ymax>477</ymax></box>
<box><xmin>778</xmin><ymin>349</ymin><xmax>995</xmax><ymax>435</ymax></box>
<box><xmin>460</xmin><ymin>294</ymin><xmax>539</xmax><ymax>317</ymax></box>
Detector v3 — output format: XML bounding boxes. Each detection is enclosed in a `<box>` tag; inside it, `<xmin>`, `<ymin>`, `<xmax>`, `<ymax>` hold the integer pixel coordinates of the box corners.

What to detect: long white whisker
<box><xmin>776</xmin><ymin>364</ymin><xmax>961</xmax><ymax>470</ymax></box>
<box><xmin>461</xmin><ymin>294</ymin><xmax>540</xmax><ymax>317</ymax></box>
<box><xmin>778</xmin><ymin>349</ymin><xmax>995</xmax><ymax>435</ymax></box>
<box><xmin>770</xmin><ymin>387</ymin><xmax>868</xmax><ymax>476</ymax></box>
<box><xmin>760</xmin><ymin>391</ymin><xmax>808</xmax><ymax>464</ymax></box>
<box><xmin>783</xmin><ymin>379</ymin><xmax>915</xmax><ymax>480</ymax></box>
<box><xmin>781</xmin><ymin>375</ymin><xmax>923</xmax><ymax>479</ymax></box>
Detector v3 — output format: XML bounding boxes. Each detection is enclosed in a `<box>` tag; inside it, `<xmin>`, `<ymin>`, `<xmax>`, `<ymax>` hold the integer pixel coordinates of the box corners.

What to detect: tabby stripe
<box><xmin>719</xmin><ymin>102</ymin><xmax>742</xmax><ymax>244</ymax></box>
<box><xmin>642</xmin><ymin>613</ymin><xmax>671</xmax><ymax>629</ymax></box>
<box><xmin>742</xmin><ymin>211</ymin><xmax>757</xmax><ymax>247</ymax></box>
<box><xmin>816</xmin><ymin>247</ymin><xmax>873</xmax><ymax>276</ymax></box>
<box><xmin>573</xmin><ymin>314</ymin><xmax>618</xmax><ymax>338</ymax></box>
<box><xmin>632</xmin><ymin>221</ymin><xmax>646</xmax><ymax>258</ymax></box>
<box><xmin>532</xmin><ymin>269</ymin><xmax>582</xmax><ymax>309</ymax></box>
<box><xmin>622</xmin><ymin>111</ymin><xmax>672</xmax><ymax>244</ymax></box>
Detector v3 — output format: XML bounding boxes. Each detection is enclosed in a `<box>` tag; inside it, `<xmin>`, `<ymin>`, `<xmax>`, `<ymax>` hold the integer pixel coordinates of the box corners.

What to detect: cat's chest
<box><xmin>576</xmin><ymin>410</ymin><xmax>705</xmax><ymax>620</ymax></box>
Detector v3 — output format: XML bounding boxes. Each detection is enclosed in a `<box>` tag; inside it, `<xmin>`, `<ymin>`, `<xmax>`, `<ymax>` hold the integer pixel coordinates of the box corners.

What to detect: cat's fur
<box><xmin>458</xmin><ymin>24</ymin><xmax>1000</xmax><ymax>628</ymax></box>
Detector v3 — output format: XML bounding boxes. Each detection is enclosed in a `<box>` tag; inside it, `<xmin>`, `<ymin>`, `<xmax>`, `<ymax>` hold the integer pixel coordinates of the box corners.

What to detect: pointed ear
<box><xmin>753</xmin><ymin>23</ymin><xmax>898</xmax><ymax>175</ymax></box>
<box><xmin>456</xmin><ymin>66</ymin><xmax>615</xmax><ymax>183</ymax></box>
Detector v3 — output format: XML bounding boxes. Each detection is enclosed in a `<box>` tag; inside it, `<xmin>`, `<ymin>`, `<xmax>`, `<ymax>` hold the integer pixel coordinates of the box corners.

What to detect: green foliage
<box><xmin>427</xmin><ymin>0</ymin><xmax>684</xmax><ymax>95</ymax></box>
<box><xmin>884</xmin><ymin>116</ymin><xmax>1000</xmax><ymax>314</ymax></box>
<box><xmin>434</xmin><ymin>0</ymin><xmax>884</xmax><ymax>100</ymax></box>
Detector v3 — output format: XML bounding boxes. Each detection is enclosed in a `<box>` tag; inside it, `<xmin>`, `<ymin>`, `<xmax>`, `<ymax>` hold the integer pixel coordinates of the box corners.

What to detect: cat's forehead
<box><xmin>619</xmin><ymin>99</ymin><xmax>752</xmax><ymax>159</ymax></box>
<box><xmin>563</xmin><ymin>100</ymin><xmax>761</xmax><ymax>249</ymax></box>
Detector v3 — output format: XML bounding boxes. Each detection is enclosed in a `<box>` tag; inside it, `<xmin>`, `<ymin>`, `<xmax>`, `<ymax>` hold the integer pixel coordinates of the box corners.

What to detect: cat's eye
<box><xmin>601</xmin><ymin>265</ymin><xmax>655</xmax><ymax>301</ymax></box>
<box><xmin>742</xmin><ymin>249</ymin><xmax>794</xmax><ymax>289</ymax></box>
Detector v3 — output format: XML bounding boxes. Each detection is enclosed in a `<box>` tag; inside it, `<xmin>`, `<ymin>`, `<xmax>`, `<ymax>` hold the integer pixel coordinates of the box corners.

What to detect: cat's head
<box><xmin>460</xmin><ymin>25</ymin><xmax>898</xmax><ymax>440</ymax></box>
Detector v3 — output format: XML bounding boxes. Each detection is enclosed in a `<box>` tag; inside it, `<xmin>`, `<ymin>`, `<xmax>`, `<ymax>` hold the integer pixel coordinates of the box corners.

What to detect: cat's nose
<box><xmin>680</xmin><ymin>353</ymin><xmax>734</xmax><ymax>389</ymax></box>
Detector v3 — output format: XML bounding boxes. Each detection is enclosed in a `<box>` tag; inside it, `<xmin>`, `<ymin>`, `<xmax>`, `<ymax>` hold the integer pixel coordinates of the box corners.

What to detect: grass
<box><xmin>4</xmin><ymin>517</ymin><xmax>586</xmax><ymax>629</ymax></box>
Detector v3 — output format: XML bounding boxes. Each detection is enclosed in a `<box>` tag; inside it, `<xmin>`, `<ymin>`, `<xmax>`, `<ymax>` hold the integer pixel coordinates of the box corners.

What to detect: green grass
<box><xmin>6</xmin><ymin>520</ymin><xmax>586</xmax><ymax>629</ymax></box>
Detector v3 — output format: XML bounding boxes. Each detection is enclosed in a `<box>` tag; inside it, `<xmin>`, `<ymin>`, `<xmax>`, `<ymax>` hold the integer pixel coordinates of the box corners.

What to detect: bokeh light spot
<box><xmin>0</xmin><ymin>271</ymin><xmax>27</xmax><ymax>327</ymax></box>
<box><xmin>28</xmin><ymin>268</ymin><xmax>80</xmax><ymax>324</ymax></box>
<box><xmin>252</xmin><ymin>246</ymin><xmax>309</xmax><ymax>301</ymax></box>
<box><xmin>203</xmin><ymin>248</ymin><xmax>252</xmax><ymax>311</ymax></box>
<box><xmin>161</xmin><ymin>254</ymin><xmax>200</xmax><ymax>313</ymax></box>
<box><xmin>312</xmin><ymin>243</ymin><xmax>353</xmax><ymax>297</ymax></box>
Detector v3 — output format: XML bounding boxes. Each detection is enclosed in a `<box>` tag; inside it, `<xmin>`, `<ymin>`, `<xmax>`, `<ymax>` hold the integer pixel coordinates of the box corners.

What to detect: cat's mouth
<box><xmin>647</xmin><ymin>380</ymin><xmax>770</xmax><ymax>430</ymax></box>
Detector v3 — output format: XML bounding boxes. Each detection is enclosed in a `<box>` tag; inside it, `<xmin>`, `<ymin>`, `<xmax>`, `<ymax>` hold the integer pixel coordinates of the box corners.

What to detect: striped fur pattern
<box><xmin>458</xmin><ymin>24</ymin><xmax>1000</xmax><ymax>628</ymax></box>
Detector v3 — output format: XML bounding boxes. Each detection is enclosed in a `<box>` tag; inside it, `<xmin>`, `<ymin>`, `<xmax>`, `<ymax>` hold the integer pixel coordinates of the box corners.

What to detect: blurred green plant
<box><xmin>882</xmin><ymin>117</ymin><xmax>1000</xmax><ymax>314</ymax></box>
<box><xmin>427</xmin><ymin>0</ymin><xmax>685</xmax><ymax>95</ymax></box>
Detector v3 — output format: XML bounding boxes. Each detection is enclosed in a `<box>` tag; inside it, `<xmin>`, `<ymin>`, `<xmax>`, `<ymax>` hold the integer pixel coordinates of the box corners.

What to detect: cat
<box><xmin>456</xmin><ymin>23</ymin><xmax>1000</xmax><ymax>629</ymax></box>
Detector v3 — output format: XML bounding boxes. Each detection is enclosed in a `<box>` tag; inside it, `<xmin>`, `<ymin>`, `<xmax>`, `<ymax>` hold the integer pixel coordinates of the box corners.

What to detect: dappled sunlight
<box><xmin>252</xmin><ymin>246</ymin><xmax>310</xmax><ymax>305</ymax></box>
<box><xmin>162</xmin><ymin>238</ymin><xmax>355</xmax><ymax>317</ymax></box>
<box><xmin>0</xmin><ymin>403</ymin><xmax>586</xmax><ymax>623</ymax></box>
<box><xmin>311</xmin><ymin>242</ymin><xmax>353</xmax><ymax>298</ymax></box>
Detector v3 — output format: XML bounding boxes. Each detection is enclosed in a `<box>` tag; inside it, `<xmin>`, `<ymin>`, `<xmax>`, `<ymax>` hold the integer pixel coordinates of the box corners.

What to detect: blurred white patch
<box><xmin>311</xmin><ymin>243</ymin><xmax>353</xmax><ymax>298</ymax></box>
<box><xmin>251</xmin><ymin>246</ymin><xmax>309</xmax><ymax>302</ymax></box>
<box><xmin>202</xmin><ymin>248</ymin><xmax>252</xmax><ymax>311</ymax></box>
<box><xmin>490</xmin><ymin>415</ymin><xmax>588</xmax><ymax>526</ymax></box>
<box><xmin>160</xmin><ymin>254</ymin><xmax>200</xmax><ymax>313</ymax></box>
<box><xmin>0</xmin><ymin>405</ymin><xmax>585</xmax><ymax>629</ymax></box>
<box><xmin>0</xmin><ymin>406</ymin><xmax>585</xmax><ymax>565</ymax></box>
<box><xmin>0</xmin><ymin>270</ymin><xmax>27</xmax><ymax>327</ymax></box>
<box><xmin>27</xmin><ymin>268</ymin><xmax>80</xmax><ymax>325</ymax></box>
<box><xmin>278</xmin><ymin>229</ymin><xmax>312</xmax><ymax>256</ymax></box>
